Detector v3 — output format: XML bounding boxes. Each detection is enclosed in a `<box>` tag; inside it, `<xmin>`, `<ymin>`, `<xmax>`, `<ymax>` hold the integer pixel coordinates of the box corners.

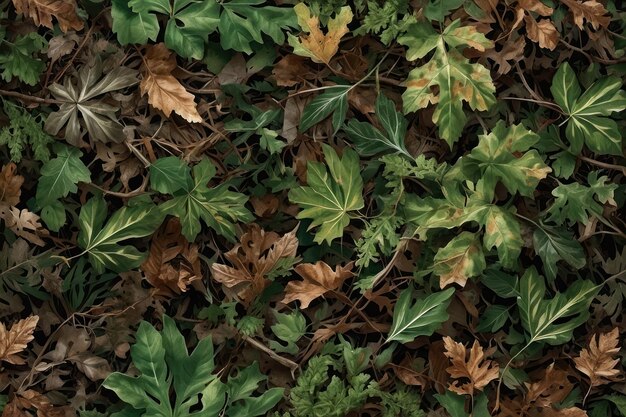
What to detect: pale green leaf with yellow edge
<box><xmin>432</xmin><ymin>231</ymin><xmax>486</xmax><ymax>288</ymax></box>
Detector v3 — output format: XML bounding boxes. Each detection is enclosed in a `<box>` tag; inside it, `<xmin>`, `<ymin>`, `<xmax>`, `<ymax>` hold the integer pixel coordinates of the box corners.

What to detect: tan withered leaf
<box><xmin>0</xmin><ymin>163</ymin><xmax>24</xmax><ymax>206</ymax></box>
<box><xmin>282</xmin><ymin>261</ymin><xmax>354</xmax><ymax>309</ymax></box>
<box><xmin>211</xmin><ymin>224</ymin><xmax>298</xmax><ymax>305</ymax></box>
<box><xmin>288</xmin><ymin>3</ymin><xmax>353</xmax><ymax>65</ymax></box>
<box><xmin>524</xmin><ymin>17</ymin><xmax>559</xmax><ymax>50</ymax></box>
<box><xmin>442</xmin><ymin>336</ymin><xmax>499</xmax><ymax>395</ymax></box>
<box><xmin>140</xmin><ymin>43</ymin><xmax>202</xmax><ymax>123</ymax></box>
<box><xmin>141</xmin><ymin>218</ymin><xmax>202</xmax><ymax>297</ymax></box>
<box><xmin>561</xmin><ymin>0</ymin><xmax>610</xmax><ymax>29</ymax></box>
<box><xmin>0</xmin><ymin>315</ymin><xmax>39</xmax><ymax>365</ymax></box>
<box><xmin>2</xmin><ymin>389</ymin><xmax>71</xmax><ymax>417</ymax></box>
<box><xmin>12</xmin><ymin>0</ymin><xmax>83</xmax><ymax>32</ymax></box>
<box><xmin>0</xmin><ymin>206</ymin><xmax>47</xmax><ymax>246</ymax></box>
<box><xmin>573</xmin><ymin>327</ymin><xmax>621</xmax><ymax>386</ymax></box>
<box><xmin>524</xmin><ymin>364</ymin><xmax>574</xmax><ymax>409</ymax></box>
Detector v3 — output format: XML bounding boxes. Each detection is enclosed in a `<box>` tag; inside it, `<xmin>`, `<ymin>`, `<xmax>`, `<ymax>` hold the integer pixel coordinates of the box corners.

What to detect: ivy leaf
<box><xmin>111</xmin><ymin>0</ymin><xmax>159</xmax><ymax>45</ymax></box>
<box><xmin>546</xmin><ymin>171</ymin><xmax>618</xmax><ymax>225</ymax></box>
<box><xmin>433</xmin><ymin>231</ymin><xmax>486</xmax><ymax>288</ymax></box>
<box><xmin>517</xmin><ymin>267</ymin><xmax>600</xmax><ymax>345</ymax></box>
<box><xmin>0</xmin><ymin>32</ymin><xmax>46</xmax><ymax>86</ymax></box>
<box><xmin>448</xmin><ymin>121</ymin><xmax>551</xmax><ymax>201</ymax></box>
<box><xmin>299</xmin><ymin>85</ymin><xmax>351</xmax><ymax>133</ymax></box>
<box><xmin>35</xmin><ymin>144</ymin><xmax>90</xmax><ymax>208</ymax></box>
<box><xmin>344</xmin><ymin>94</ymin><xmax>412</xmax><ymax>158</ymax></box>
<box><xmin>288</xmin><ymin>3</ymin><xmax>353</xmax><ymax>64</ymax></box>
<box><xmin>288</xmin><ymin>144</ymin><xmax>364</xmax><ymax>244</ymax></box>
<box><xmin>533</xmin><ymin>222</ymin><xmax>586</xmax><ymax>281</ymax></box>
<box><xmin>219</xmin><ymin>0</ymin><xmax>297</xmax><ymax>54</ymax></box>
<box><xmin>78</xmin><ymin>198</ymin><xmax>164</xmax><ymax>273</ymax></box>
<box><xmin>149</xmin><ymin>156</ymin><xmax>191</xmax><ymax>195</ymax></box>
<box><xmin>400</xmin><ymin>20</ymin><xmax>495</xmax><ymax>145</ymax></box>
<box><xmin>551</xmin><ymin>63</ymin><xmax>626</xmax><ymax>155</ymax></box>
<box><xmin>387</xmin><ymin>287</ymin><xmax>455</xmax><ymax>343</ymax></box>
<box><xmin>160</xmin><ymin>158</ymin><xmax>253</xmax><ymax>242</ymax></box>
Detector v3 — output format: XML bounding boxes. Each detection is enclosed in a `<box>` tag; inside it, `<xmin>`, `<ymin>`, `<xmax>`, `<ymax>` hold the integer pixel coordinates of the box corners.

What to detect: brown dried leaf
<box><xmin>561</xmin><ymin>0</ymin><xmax>610</xmax><ymax>29</ymax></box>
<box><xmin>140</xmin><ymin>43</ymin><xmax>202</xmax><ymax>123</ymax></box>
<box><xmin>272</xmin><ymin>54</ymin><xmax>311</xmax><ymax>87</ymax></box>
<box><xmin>518</xmin><ymin>0</ymin><xmax>554</xmax><ymax>16</ymax></box>
<box><xmin>0</xmin><ymin>206</ymin><xmax>47</xmax><ymax>246</ymax></box>
<box><xmin>533</xmin><ymin>406</ymin><xmax>589</xmax><ymax>417</ymax></box>
<box><xmin>282</xmin><ymin>261</ymin><xmax>354</xmax><ymax>309</ymax></box>
<box><xmin>0</xmin><ymin>163</ymin><xmax>24</xmax><ymax>206</ymax></box>
<box><xmin>12</xmin><ymin>0</ymin><xmax>83</xmax><ymax>32</ymax></box>
<box><xmin>525</xmin><ymin>364</ymin><xmax>574</xmax><ymax>409</ymax></box>
<box><xmin>141</xmin><ymin>218</ymin><xmax>202</xmax><ymax>297</ymax></box>
<box><xmin>0</xmin><ymin>315</ymin><xmax>39</xmax><ymax>365</ymax></box>
<box><xmin>524</xmin><ymin>16</ymin><xmax>559</xmax><ymax>50</ymax></box>
<box><xmin>573</xmin><ymin>327</ymin><xmax>621</xmax><ymax>386</ymax></box>
<box><xmin>211</xmin><ymin>224</ymin><xmax>298</xmax><ymax>305</ymax></box>
<box><xmin>442</xmin><ymin>336</ymin><xmax>499</xmax><ymax>395</ymax></box>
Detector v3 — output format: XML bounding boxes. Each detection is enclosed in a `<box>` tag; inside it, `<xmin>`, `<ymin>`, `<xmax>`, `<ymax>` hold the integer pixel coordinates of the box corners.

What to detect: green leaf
<box><xmin>401</xmin><ymin>21</ymin><xmax>495</xmax><ymax>145</ymax></box>
<box><xmin>533</xmin><ymin>222</ymin><xmax>586</xmax><ymax>281</ymax></box>
<box><xmin>432</xmin><ymin>231</ymin><xmax>486</xmax><ymax>288</ymax></box>
<box><xmin>546</xmin><ymin>172</ymin><xmax>618</xmax><ymax>225</ymax></box>
<box><xmin>111</xmin><ymin>0</ymin><xmax>159</xmax><ymax>45</ymax></box>
<box><xmin>269</xmin><ymin>310</ymin><xmax>306</xmax><ymax>355</ymax></box>
<box><xmin>424</xmin><ymin>0</ymin><xmax>465</xmax><ymax>21</ymax></box>
<box><xmin>299</xmin><ymin>85</ymin><xmax>351</xmax><ymax>133</ymax></box>
<box><xmin>225</xmin><ymin>362</ymin><xmax>284</xmax><ymax>417</ymax></box>
<box><xmin>551</xmin><ymin>62</ymin><xmax>626</xmax><ymax>155</ymax></box>
<box><xmin>480</xmin><ymin>268</ymin><xmax>519</xmax><ymax>298</ymax></box>
<box><xmin>344</xmin><ymin>94</ymin><xmax>411</xmax><ymax>157</ymax></box>
<box><xmin>470</xmin><ymin>204</ymin><xmax>523</xmax><ymax>267</ymax></box>
<box><xmin>606</xmin><ymin>395</ymin><xmax>626</xmax><ymax>417</ymax></box>
<box><xmin>387</xmin><ymin>287</ymin><xmax>455</xmax><ymax>343</ymax></box>
<box><xmin>78</xmin><ymin>198</ymin><xmax>164</xmax><ymax>273</ymax></box>
<box><xmin>149</xmin><ymin>156</ymin><xmax>191</xmax><ymax>195</ymax></box>
<box><xmin>475</xmin><ymin>305</ymin><xmax>509</xmax><ymax>332</ymax></box>
<box><xmin>35</xmin><ymin>145</ymin><xmax>90</xmax><ymax>207</ymax></box>
<box><xmin>517</xmin><ymin>267</ymin><xmax>600</xmax><ymax>345</ymax></box>
<box><xmin>160</xmin><ymin>158</ymin><xmax>253</xmax><ymax>242</ymax></box>
<box><xmin>40</xmin><ymin>200</ymin><xmax>66</xmax><ymax>232</ymax></box>
<box><xmin>288</xmin><ymin>144</ymin><xmax>364</xmax><ymax>244</ymax></box>
<box><xmin>434</xmin><ymin>391</ymin><xmax>467</xmax><ymax>417</ymax></box>
<box><xmin>0</xmin><ymin>32</ymin><xmax>46</xmax><ymax>86</ymax></box>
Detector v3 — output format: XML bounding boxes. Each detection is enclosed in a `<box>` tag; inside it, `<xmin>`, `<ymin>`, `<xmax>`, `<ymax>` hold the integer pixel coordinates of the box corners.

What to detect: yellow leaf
<box><xmin>0</xmin><ymin>315</ymin><xmax>39</xmax><ymax>365</ymax></box>
<box><xmin>288</xmin><ymin>3</ymin><xmax>353</xmax><ymax>65</ymax></box>
<box><xmin>139</xmin><ymin>44</ymin><xmax>202</xmax><ymax>123</ymax></box>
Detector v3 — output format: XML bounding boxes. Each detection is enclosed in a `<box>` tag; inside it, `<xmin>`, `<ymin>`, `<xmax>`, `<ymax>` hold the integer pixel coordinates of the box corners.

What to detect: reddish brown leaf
<box><xmin>524</xmin><ymin>16</ymin><xmax>559</xmax><ymax>50</ymax></box>
<box><xmin>561</xmin><ymin>0</ymin><xmax>610</xmax><ymax>29</ymax></box>
<box><xmin>12</xmin><ymin>0</ymin><xmax>83</xmax><ymax>32</ymax></box>
<box><xmin>573</xmin><ymin>327</ymin><xmax>621</xmax><ymax>386</ymax></box>
<box><xmin>442</xmin><ymin>336</ymin><xmax>499</xmax><ymax>395</ymax></box>
<box><xmin>282</xmin><ymin>261</ymin><xmax>354</xmax><ymax>309</ymax></box>
<box><xmin>0</xmin><ymin>163</ymin><xmax>24</xmax><ymax>206</ymax></box>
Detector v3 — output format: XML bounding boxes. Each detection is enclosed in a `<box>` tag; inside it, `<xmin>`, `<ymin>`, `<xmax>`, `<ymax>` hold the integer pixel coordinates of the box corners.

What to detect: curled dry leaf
<box><xmin>0</xmin><ymin>163</ymin><xmax>24</xmax><ymax>206</ymax></box>
<box><xmin>211</xmin><ymin>224</ymin><xmax>299</xmax><ymax>305</ymax></box>
<box><xmin>140</xmin><ymin>43</ymin><xmax>202</xmax><ymax>123</ymax></box>
<box><xmin>442</xmin><ymin>336</ymin><xmax>499</xmax><ymax>395</ymax></box>
<box><xmin>288</xmin><ymin>3</ymin><xmax>353</xmax><ymax>65</ymax></box>
<box><xmin>12</xmin><ymin>0</ymin><xmax>83</xmax><ymax>32</ymax></box>
<box><xmin>0</xmin><ymin>315</ymin><xmax>39</xmax><ymax>365</ymax></box>
<box><xmin>141</xmin><ymin>218</ymin><xmax>202</xmax><ymax>297</ymax></box>
<box><xmin>524</xmin><ymin>364</ymin><xmax>575</xmax><ymax>411</ymax></box>
<box><xmin>573</xmin><ymin>327</ymin><xmax>621</xmax><ymax>386</ymax></box>
<box><xmin>282</xmin><ymin>261</ymin><xmax>354</xmax><ymax>309</ymax></box>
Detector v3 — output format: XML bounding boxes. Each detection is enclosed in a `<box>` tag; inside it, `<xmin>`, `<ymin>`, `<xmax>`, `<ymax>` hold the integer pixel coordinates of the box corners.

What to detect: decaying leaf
<box><xmin>573</xmin><ymin>327</ymin><xmax>621</xmax><ymax>386</ymax></box>
<box><xmin>288</xmin><ymin>3</ymin><xmax>353</xmax><ymax>65</ymax></box>
<box><xmin>282</xmin><ymin>261</ymin><xmax>354</xmax><ymax>309</ymax></box>
<box><xmin>141</xmin><ymin>218</ymin><xmax>202</xmax><ymax>297</ymax></box>
<box><xmin>0</xmin><ymin>315</ymin><xmax>39</xmax><ymax>364</ymax></box>
<box><xmin>561</xmin><ymin>0</ymin><xmax>610</xmax><ymax>29</ymax></box>
<box><xmin>442</xmin><ymin>336</ymin><xmax>499</xmax><ymax>395</ymax></box>
<box><xmin>12</xmin><ymin>0</ymin><xmax>84</xmax><ymax>32</ymax></box>
<box><xmin>2</xmin><ymin>389</ymin><xmax>71</xmax><ymax>417</ymax></box>
<box><xmin>211</xmin><ymin>224</ymin><xmax>299</xmax><ymax>305</ymax></box>
<box><xmin>139</xmin><ymin>43</ymin><xmax>202</xmax><ymax>123</ymax></box>
<box><xmin>524</xmin><ymin>17</ymin><xmax>559</xmax><ymax>50</ymax></box>
<box><xmin>0</xmin><ymin>163</ymin><xmax>24</xmax><ymax>206</ymax></box>
<box><xmin>433</xmin><ymin>232</ymin><xmax>486</xmax><ymax>288</ymax></box>
<box><xmin>0</xmin><ymin>205</ymin><xmax>47</xmax><ymax>246</ymax></box>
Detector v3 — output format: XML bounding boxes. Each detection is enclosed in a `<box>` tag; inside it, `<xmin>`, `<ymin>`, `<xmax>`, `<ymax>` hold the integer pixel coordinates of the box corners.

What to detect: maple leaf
<box><xmin>0</xmin><ymin>315</ymin><xmax>39</xmax><ymax>364</ymax></box>
<box><xmin>0</xmin><ymin>205</ymin><xmax>47</xmax><ymax>246</ymax></box>
<box><xmin>288</xmin><ymin>3</ymin><xmax>353</xmax><ymax>65</ymax></box>
<box><xmin>0</xmin><ymin>163</ymin><xmax>24</xmax><ymax>206</ymax></box>
<box><xmin>442</xmin><ymin>336</ymin><xmax>499</xmax><ymax>396</ymax></box>
<box><xmin>139</xmin><ymin>43</ymin><xmax>202</xmax><ymax>123</ymax></box>
<box><xmin>211</xmin><ymin>224</ymin><xmax>299</xmax><ymax>305</ymax></box>
<box><xmin>141</xmin><ymin>218</ymin><xmax>202</xmax><ymax>297</ymax></box>
<box><xmin>282</xmin><ymin>261</ymin><xmax>354</xmax><ymax>309</ymax></box>
<box><xmin>561</xmin><ymin>0</ymin><xmax>610</xmax><ymax>29</ymax></box>
<box><xmin>12</xmin><ymin>0</ymin><xmax>84</xmax><ymax>32</ymax></box>
<box><xmin>573</xmin><ymin>327</ymin><xmax>621</xmax><ymax>386</ymax></box>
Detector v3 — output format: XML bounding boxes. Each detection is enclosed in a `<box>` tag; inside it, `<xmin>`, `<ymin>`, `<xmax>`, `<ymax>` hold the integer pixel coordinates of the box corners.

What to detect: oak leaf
<box><xmin>288</xmin><ymin>3</ymin><xmax>353</xmax><ymax>65</ymax></box>
<box><xmin>561</xmin><ymin>0</ymin><xmax>610</xmax><ymax>29</ymax></box>
<box><xmin>0</xmin><ymin>163</ymin><xmax>24</xmax><ymax>206</ymax></box>
<box><xmin>282</xmin><ymin>261</ymin><xmax>354</xmax><ymax>309</ymax></box>
<box><xmin>139</xmin><ymin>43</ymin><xmax>202</xmax><ymax>123</ymax></box>
<box><xmin>442</xmin><ymin>336</ymin><xmax>499</xmax><ymax>395</ymax></box>
<box><xmin>0</xmin><ymin>206</ymin><xmax>47</xmax><ymax>246</ymax></box>
<box><xmin>211</xmin><ymin>224</ymin><xmax>298</xmax><ymax>305</ymax></box>
<box><xmin>0</xmin><ymin>315</ymin><xmax>39</xmax><ymax>365</ymax></box>
<box><xmin>141</xmin><ymin>218</ymin><xmax>202</xmax><ymax>297</ymax></box>
<box><xmin>573</xmin><ymin>327</ymin><xmax>621</xmax><ymax>386</ymax></box>
<box><xmin>12</xmin><ymin>0</ymin><xmax>84</xmax><ymax>32</ymax></box>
